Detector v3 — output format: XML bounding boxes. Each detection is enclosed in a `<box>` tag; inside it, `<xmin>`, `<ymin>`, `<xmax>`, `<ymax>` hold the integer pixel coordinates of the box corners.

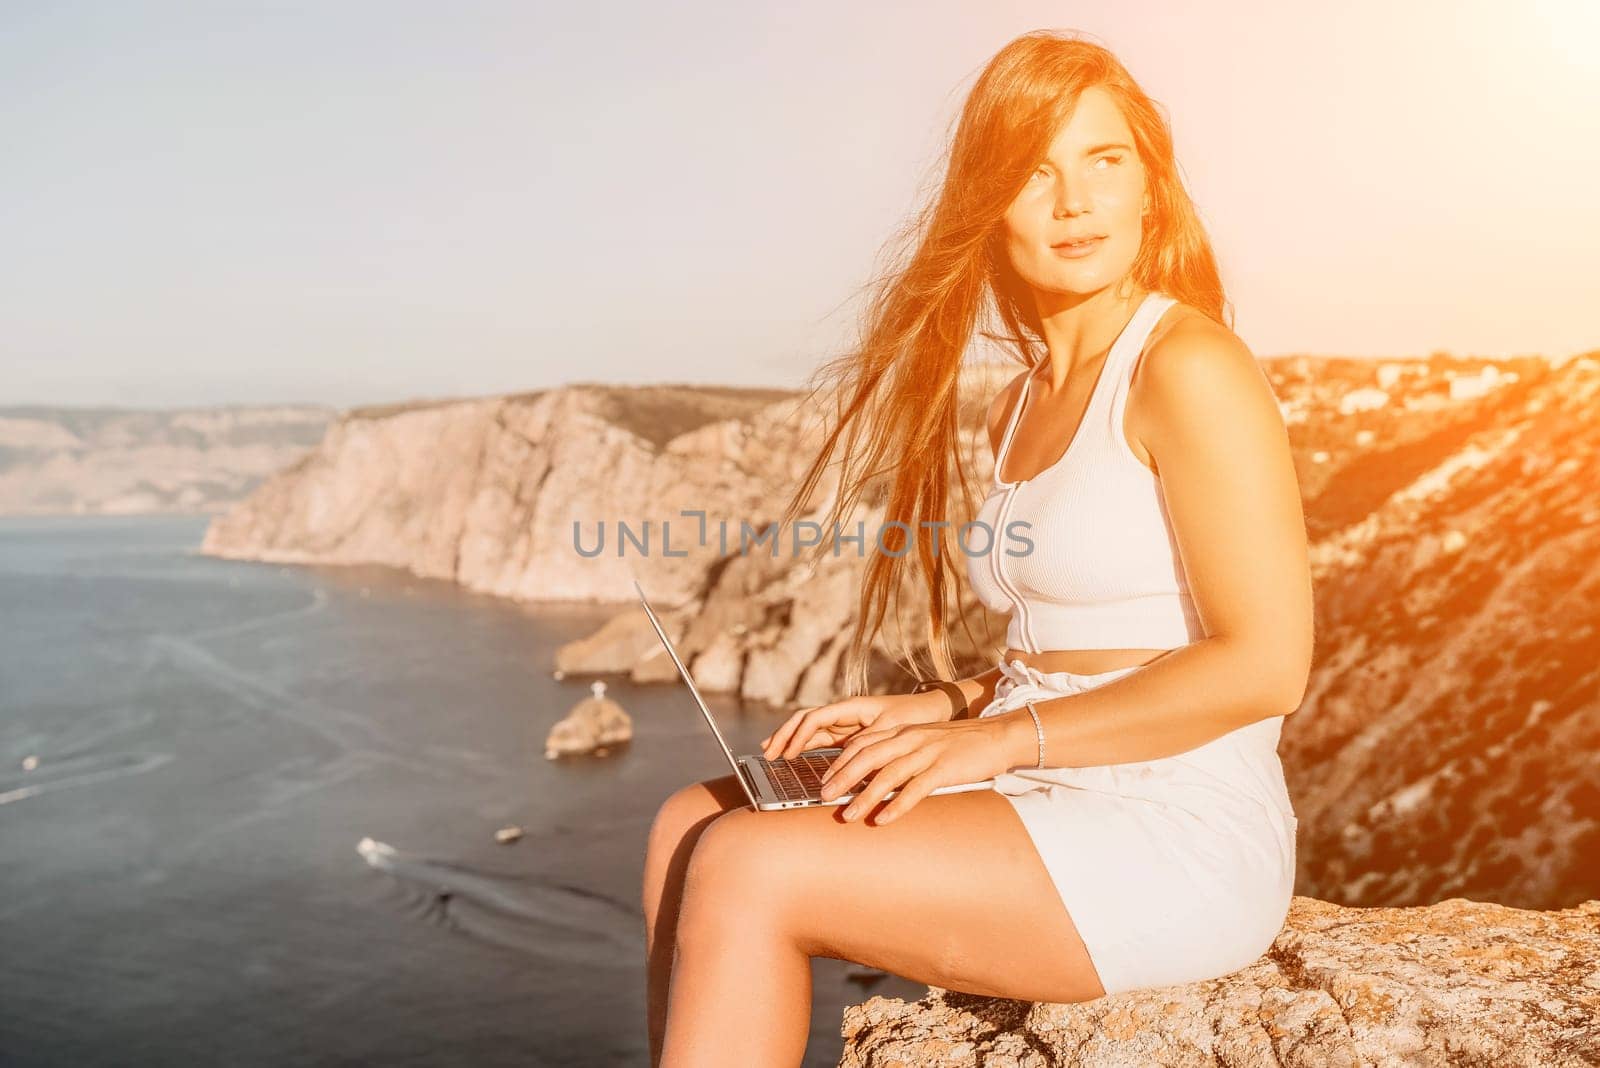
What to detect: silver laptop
<box><xmin>633</xmin><ymin>579</ymin><xmax>995</xmax><ymax>811</ymax></box>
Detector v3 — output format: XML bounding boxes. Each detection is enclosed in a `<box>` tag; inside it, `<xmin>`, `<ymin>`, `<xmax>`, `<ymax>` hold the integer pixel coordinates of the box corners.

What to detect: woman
<box><xmin>641</xmin><ymin>30</ymin><xmax>1312</xmax><ymax>1067</ymax></box>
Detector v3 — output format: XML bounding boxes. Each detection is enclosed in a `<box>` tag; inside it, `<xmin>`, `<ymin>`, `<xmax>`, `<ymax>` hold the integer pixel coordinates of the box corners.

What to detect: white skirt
<box><xmin>975</xmin><ymin>657</ymin><xmax>1299</xmax><ymax>998</ymax></box>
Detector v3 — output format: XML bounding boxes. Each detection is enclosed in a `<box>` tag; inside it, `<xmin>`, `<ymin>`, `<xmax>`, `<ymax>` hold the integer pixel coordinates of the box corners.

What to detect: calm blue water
<box><xmin>0</xmin><ymin>515</ymin><xmax>924</xmax><ymax>1066</ymax></box>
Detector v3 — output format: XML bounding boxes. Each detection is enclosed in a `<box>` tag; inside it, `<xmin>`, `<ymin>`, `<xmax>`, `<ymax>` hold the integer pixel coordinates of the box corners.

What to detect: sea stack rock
<box><xmin>544</xmin><ymin>679</ymin><xmax>633</xmax><ymax>759</ymax></box>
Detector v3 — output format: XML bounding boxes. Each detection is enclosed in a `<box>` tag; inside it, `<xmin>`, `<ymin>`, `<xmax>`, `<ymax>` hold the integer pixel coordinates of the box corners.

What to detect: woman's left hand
<box><xmin>818</xmin><ymin>716</ymin><xmax>1018</xmax><ymax>825</ymax></box>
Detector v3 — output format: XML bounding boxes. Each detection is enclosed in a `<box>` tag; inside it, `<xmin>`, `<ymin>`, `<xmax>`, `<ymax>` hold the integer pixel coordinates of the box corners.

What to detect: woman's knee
<box><xmin>677</xmin><ymin>807</ymin><xmax>808</xmax><ymax>934</ymax></box>
<box><xmin>674</xmin><ymin>808</ymin><xmax>774</xmax><ymax>940</ymax></box>
<box><xmin>679</xmin><ymin>806</ymin><xmax>757</xmax><ymax>883</ymax></box>
<box><xmin>647</xmin><ymin>776</ymin><xmax>741</xmax><ymax>856</ymax></box>
<box><xmin>642</xmin><ymin>776</ymin><xmax>744</xmax><ymax>917</ymax></box>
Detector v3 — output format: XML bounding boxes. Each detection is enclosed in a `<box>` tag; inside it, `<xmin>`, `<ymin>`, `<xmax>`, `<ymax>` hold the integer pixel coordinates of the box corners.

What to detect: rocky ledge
<box><xmin>838</xmin><ymin>895</ymin><xmax>1600</xmax><ymax>1067</ymax></box>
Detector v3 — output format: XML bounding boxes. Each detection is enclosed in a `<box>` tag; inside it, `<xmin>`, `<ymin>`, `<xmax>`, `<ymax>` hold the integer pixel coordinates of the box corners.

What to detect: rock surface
<box><xmin>838</xmin><ymin>896</ymin><xmax>1600</xmax><ymax>1067</ymax></box>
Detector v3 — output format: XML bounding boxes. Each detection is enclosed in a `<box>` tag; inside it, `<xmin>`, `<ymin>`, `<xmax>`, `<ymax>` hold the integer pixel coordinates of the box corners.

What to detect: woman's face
<box><xmin>1000</xmin><ymin>85</ymin><xmax>1150</xmax><ymax>302</ymax></box>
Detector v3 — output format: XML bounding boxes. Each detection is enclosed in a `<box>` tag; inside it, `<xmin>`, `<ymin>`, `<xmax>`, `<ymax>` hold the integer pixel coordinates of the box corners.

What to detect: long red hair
<box><xmin>777</xmin><ymin>29</ymin><xmax>1233</xmax><ymax>693</ymax></box>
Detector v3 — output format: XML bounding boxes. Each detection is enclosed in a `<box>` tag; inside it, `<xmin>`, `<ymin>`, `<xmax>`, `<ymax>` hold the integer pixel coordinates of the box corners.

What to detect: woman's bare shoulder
<box><xmin>1123</xmin><ymin>300</ymin><xmax>1273</xmax><ymax>465</ymax></box>
<box><xmin>1135</xmin><ymin>301</ymin><xmax>1235</xmax><ymax>380</ymax></box>
<box><xmin>1129</xmin><ymin>300</ymin><xmax>1259</xmax><ymax>406</ymax></box>
<box><xmin>1130</xmin><ymin>301</ymin><xmax>1279</xmax><ymax>456</ymax></box>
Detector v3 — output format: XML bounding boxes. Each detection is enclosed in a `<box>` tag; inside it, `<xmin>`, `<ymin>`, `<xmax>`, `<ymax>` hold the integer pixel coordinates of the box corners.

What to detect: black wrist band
<box><xmin>912</xmin><ymin>678</ymin><xmax>970</xmax><ymax>719</ymax></box>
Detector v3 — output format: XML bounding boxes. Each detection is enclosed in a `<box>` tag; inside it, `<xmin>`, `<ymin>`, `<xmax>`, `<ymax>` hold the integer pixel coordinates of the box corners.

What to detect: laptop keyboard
<box><xmin>758</xmin><ymin>751</ymin><xmax>869</xmax><ymax>802</ymax></box>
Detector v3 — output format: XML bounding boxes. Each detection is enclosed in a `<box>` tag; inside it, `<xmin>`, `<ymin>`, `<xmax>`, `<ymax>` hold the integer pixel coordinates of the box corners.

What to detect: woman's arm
<box><xmin>991</xmin><ymin>319</ymin><xmax>1314</xmax><ymax>770</ymax></box>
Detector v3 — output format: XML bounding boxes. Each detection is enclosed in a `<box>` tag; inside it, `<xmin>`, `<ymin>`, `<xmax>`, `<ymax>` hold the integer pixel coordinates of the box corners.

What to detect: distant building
<box><xmin>1448</xmin><ymin>366</ymin><xmax>1516</xmax><ymax>401</ymax></box>
<box><xmin>1339</xmin><ymin>387</ymin><xmax>1390</xmax><ymax>415</ymax></box>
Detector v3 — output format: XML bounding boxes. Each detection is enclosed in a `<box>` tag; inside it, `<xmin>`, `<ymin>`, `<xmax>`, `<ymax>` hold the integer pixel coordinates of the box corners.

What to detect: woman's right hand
<box><xmin>760</xmin><ymin>690</ymin><xmax>956</xmax><ymax>761</ymax></box>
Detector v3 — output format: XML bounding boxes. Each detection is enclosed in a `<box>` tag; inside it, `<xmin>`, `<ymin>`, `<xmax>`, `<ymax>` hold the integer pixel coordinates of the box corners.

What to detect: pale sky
<box><xmin>3</xmin><ymin>0</ymin><xmax>1596</xmax><ymax>409</ymax></box>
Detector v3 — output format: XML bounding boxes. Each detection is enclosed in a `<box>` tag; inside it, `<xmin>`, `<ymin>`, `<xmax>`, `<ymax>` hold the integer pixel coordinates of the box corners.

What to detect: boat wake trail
<box><xmin>356</xmin><ymin>838</ymin><xmax>640</xmax><ymax>967</ymax></box>
<box><xmin>0</xmin><ymin>750</ymin><xmax>174</xmax><ymax>806</ymax></box>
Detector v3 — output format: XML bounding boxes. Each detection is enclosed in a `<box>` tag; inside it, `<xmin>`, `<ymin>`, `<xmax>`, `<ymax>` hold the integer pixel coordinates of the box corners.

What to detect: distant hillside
<box><xmin>0</xmin><ymin>404</ymin><xmax>335</xmax><ymax>516</ymax></box>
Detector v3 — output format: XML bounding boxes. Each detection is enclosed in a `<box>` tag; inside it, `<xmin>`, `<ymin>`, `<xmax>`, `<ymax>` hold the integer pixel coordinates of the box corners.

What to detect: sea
<box><xmin>0</xmin><ymin>515</ymin><xmax>928</xmax><ymax>1067</ymax></box>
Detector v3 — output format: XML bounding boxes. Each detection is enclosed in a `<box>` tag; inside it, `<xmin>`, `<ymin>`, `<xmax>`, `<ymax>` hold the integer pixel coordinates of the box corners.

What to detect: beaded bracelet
<box><xmin>1023</xmin><ymin>700</ymin><xmax>1045</xmax><ymax>768</ymax></box>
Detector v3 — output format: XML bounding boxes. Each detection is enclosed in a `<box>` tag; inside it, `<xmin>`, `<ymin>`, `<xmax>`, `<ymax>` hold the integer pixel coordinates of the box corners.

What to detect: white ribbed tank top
<box><xmin>966</xmin><ymin>289</ymin><xmax>1205</xmax><ymax>653</ymax></box>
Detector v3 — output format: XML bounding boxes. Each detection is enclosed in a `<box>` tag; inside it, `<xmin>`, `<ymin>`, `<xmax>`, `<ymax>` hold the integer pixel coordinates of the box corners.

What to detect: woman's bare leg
<box><xmin>641</xmin><ymin>774</ymin><xmax>747</xmax><ymax>1068</ymax></box>
<box><xmin>659</xmin><ymin>788</ymin><xmax>1106</xmax><ymax>1068</ymax></box>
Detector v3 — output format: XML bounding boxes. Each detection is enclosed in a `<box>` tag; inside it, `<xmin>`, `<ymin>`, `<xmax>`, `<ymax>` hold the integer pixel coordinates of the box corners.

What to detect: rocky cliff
<box><xmin>200</xmin><ymin>383</ymin><xmax>812</xmax><ymax>602</ymax></box>
<box><xmin>1280</xmin><ymin>353</ymin><xmax>1599</xmax><ymax>914</ymax></box>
